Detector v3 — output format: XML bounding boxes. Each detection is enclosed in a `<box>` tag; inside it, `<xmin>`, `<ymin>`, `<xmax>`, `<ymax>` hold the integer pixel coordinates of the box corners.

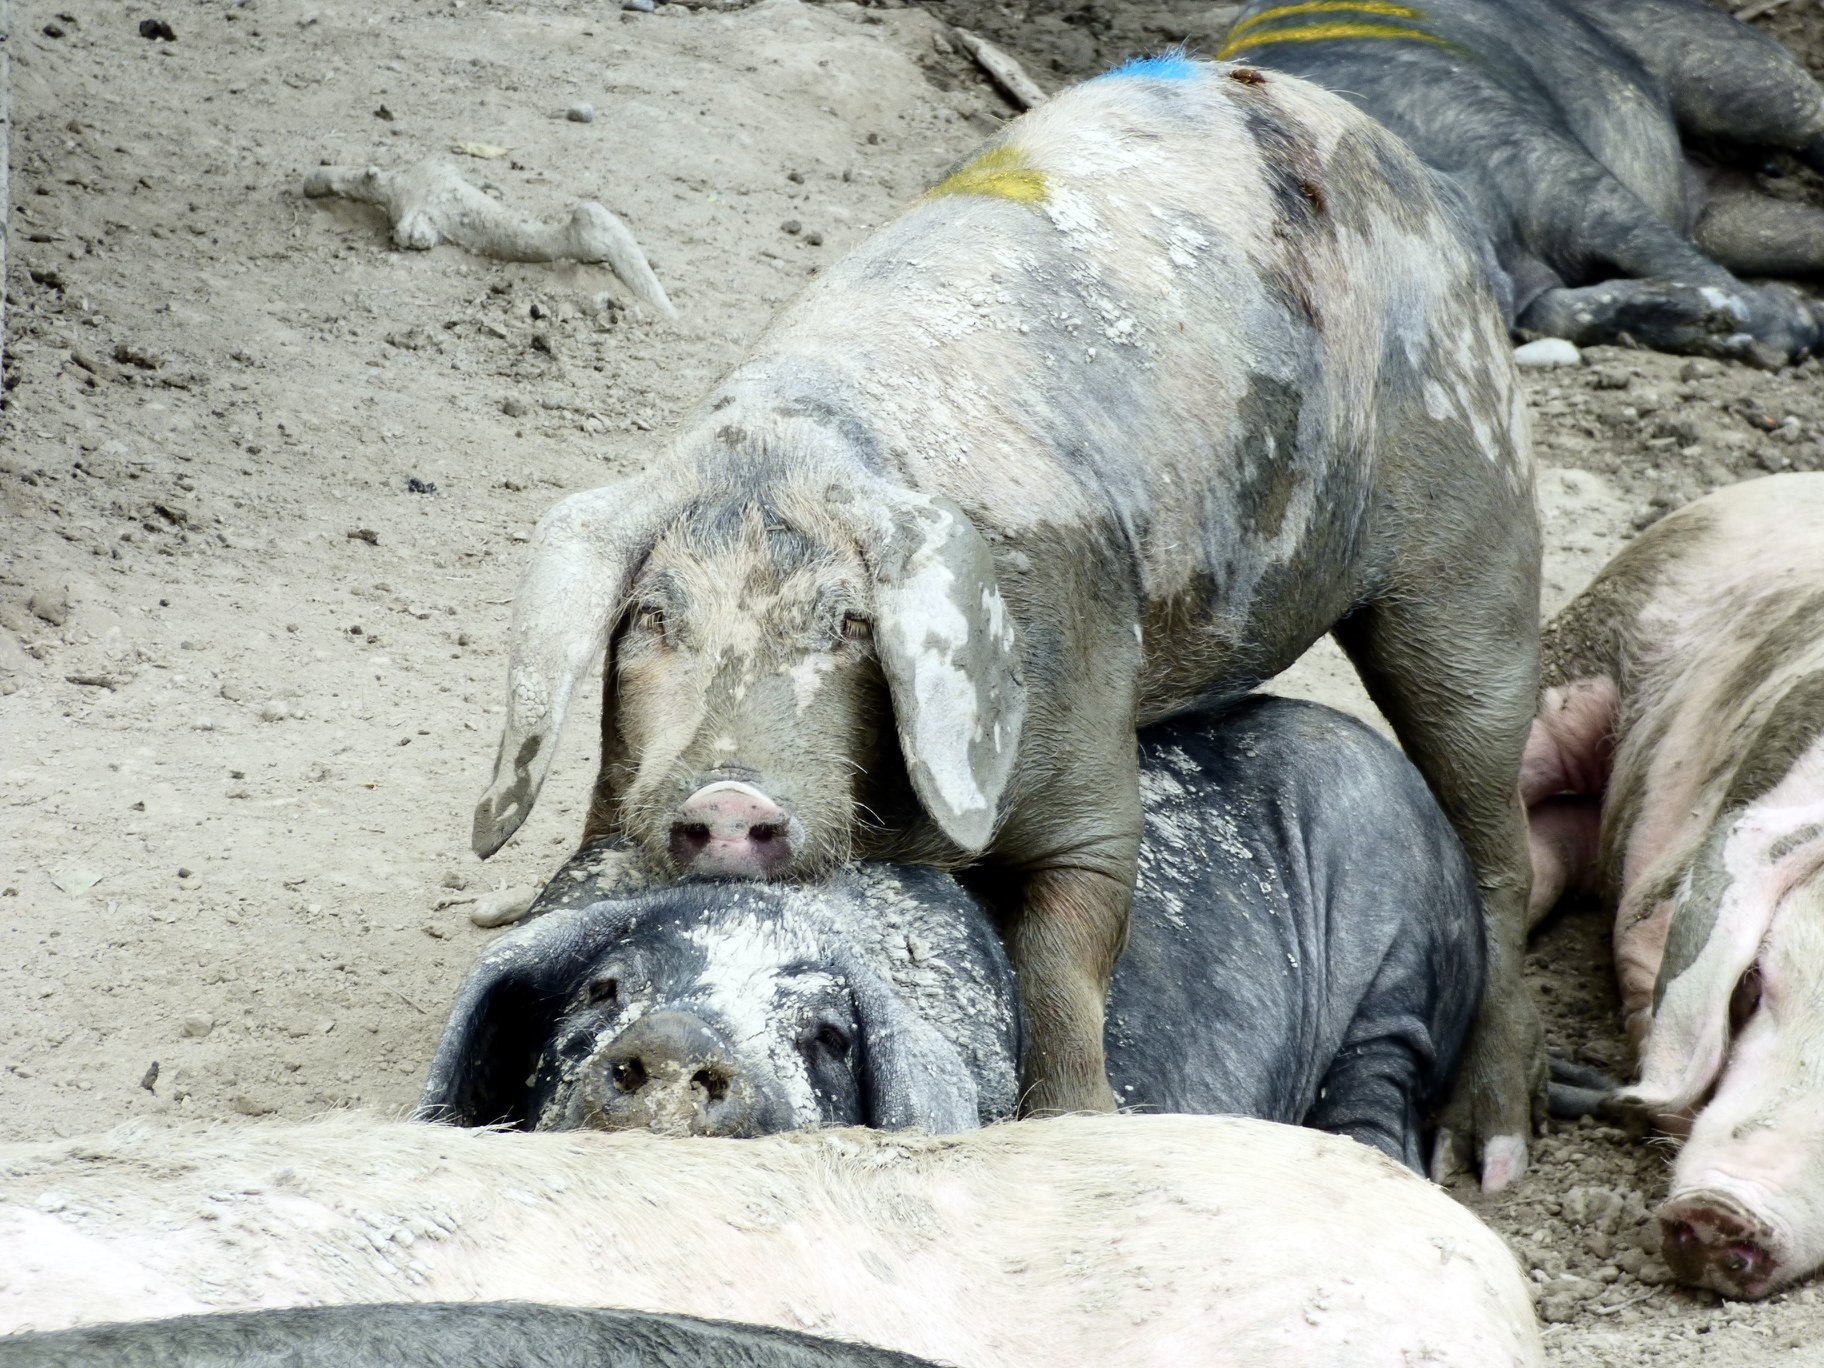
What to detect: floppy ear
<box><xmin>473</xmin><ymin>480</ymin><xmax>671</xmax><ymax>859</ymax></box>
<box><xmin>417</xmin><ymin>908</ymin><xmax>599</xmax><ymax>1127</ymax></box>
<box><xmin>1624</xmin><ymin>823</ymin><xmax>1782</xmax><ymax>1117</ymax></box>
<box><xmin>839</xmin><ymin>948</ymin><xmax>983</xmax><ymax>1134</ymax></box>
<box><xmin>868</xmin><ymin>493</ymin><xmax>1026</xmax><ymax>853</ymax></box>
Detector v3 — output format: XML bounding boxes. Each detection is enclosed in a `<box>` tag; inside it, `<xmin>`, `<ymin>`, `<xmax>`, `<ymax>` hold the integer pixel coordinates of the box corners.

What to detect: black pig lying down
<box><xmin>0</xmin><ymin>1303</ymin><xmax>940</xmax><ymax>1368</ymax></box>
<box><xmin>423</xmin><ymin>698</ymin><xmax>1484</xmax><ymax>1173</ymax></box>
<box><xmin>1221</xmin><ymin>0</ymin><xmax>1824</xmax><ymax>365</ymax></box>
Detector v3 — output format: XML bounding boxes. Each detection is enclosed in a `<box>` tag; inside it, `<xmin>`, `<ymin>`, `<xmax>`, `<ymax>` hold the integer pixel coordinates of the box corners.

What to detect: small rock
<box><xmin>804</xmin><ymin>231</ymin><xmax>824</xmax><ymax>247</ymax></box>
<box><xmin>346</xmin><ymin>528</ymin><xmax>380</xmax><ymax>546</ymax></box>
<box><xmin>27</xmin><ymin>585</ymin><xmax>70</xmax><ymax>627</ymax></box>
<box><xmin>259</xmin><ymin>700</ymin><xmax>290</xmax><ymax>722</ymax></box>
<box><xmin>43</xmin><ymin>22</ymin><xmax>66</xmax><ymax>38</ymax></box>
<box><xmin>500</xmin><ymin>397</ymin><xmax>529</xmax><ymax>418</ymax></box>
<box><xmin>181</xmin><ymin>1013</ymin><xmax>213</xmax><ymax>1038</ymax></box>
<box><xmin>176</xmin><ymin>866</ymin><xmax>193</xmax><ymax>879</ymax></box>
<box><xmin>219</xmin><ymin>681</ymin><xmax>245</xmax><ymax>703</ymax></box>
<box><xmin>406</xmin><ymin>476</ymin><xmax>438</xmax><ymax>495</ymax></box>
<box><xmin>622</xmin><ymin>0</ymin><xmax>656</xmax><ymax>11</ymax></box>
<box><xmin>374</xmin><ymin>104</ymin><xmax>396</xmax><ymax>122</ymax></box>
<box><xmin>782</xmin><ymin>219</ymin><xmax>802</xmax><ymax>235</ymax></box>
<box><xmin>471</xmin><ymin>886</ymin><xmax>538</xmax><ymax>928</ymax></box>
<box><xmin>566</xmin><ymin>103</ymin><xmax>596</xmax><ymax>124</ymax></box>
<box><xmin>441</xmin><ymin>871</ymin><xmax>470</xmax><ymax>891</ymax></box>
<box><xmin>139</xmin><ymin>1061</ymin><xmax>159</xmax><ymax>1092</ymax></box>
<box><xmin>232</xmin><ymin>1094</ymin><xmax>277</xmax><ymax>1117</ymax></box>
<box><xmin>1513</xmin><ymin>338</ymin><xmax>1581</xmax><ymax>369</ymax></box>
<box><xmin>138</xmin><ymin>17</ymin><xmax>176</xmax><ymax>41</ymax></box>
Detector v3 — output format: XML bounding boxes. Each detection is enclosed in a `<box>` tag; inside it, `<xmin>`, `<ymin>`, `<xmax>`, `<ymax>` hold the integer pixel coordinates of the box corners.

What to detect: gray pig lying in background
<box><xmin>0</xmin><ymin>1113</ymin><xmax>1544</xmax><ymax>1366</ymax></box>
<box><xmin>425</xmin><ymin>699</ymin><xmax>1483</xmax><ymax>1175</ymax></box>
<box><xmin>0</xmin><ymin>1304</ymin><xmax>940</xmax><ymax>1368</ymax></box>
<box><xmin>1524</xmin><ymin>474</ymin><xmax>1824</xmax><ymax>1299</ymax></box>
<box><xmin>472</xmin><ymin>55</ymin><xmax>1542</xmax><ymax>1183</ymax></box>
<box><xmin>1222</xmin><ymin>0</ymin><xmax>1824</xmax><ymax>365</ymax></box>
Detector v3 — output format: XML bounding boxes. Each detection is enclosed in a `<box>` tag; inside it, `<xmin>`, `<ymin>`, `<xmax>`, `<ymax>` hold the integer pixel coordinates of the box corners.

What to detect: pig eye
<box><xmin>808</xmin><ymin>1022</ymin><xmax>852</xmax><ymax>1057</ymax></box>
<box><xmin>840</xmin><ymin>613</ymin><xmax>872</xmax><ymax>642</ymax></box>
<box><xmin>633</xmin><ymin>604</ymin><xmax>665</xmax><ymax>633</ymax></box>
<box><xmin>585</xmin><ymin>974</ymin><xmax>620</xmax><ymax>1007</ymax></box>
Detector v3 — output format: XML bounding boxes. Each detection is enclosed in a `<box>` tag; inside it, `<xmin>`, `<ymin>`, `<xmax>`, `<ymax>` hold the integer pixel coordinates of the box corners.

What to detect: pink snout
<box><xmin>670</xmin><ymin>781</ymin><xmax>794</xmax><ymax>878</ymax></box>
<box><xmin>1660</xmin><ymin>1193</ymin><xmax>1781</xmax><ymax>1299</ymax></box>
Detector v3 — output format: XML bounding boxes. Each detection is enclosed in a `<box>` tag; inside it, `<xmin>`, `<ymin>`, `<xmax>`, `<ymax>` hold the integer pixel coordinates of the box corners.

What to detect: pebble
<box><xmin>181</xmin><ymin>1013</ymin><xmax>213</xmax><ymax>1038</ymax></box>
<box><xmin>1513</xmin><ymin>338</ymin><xmax>1582</xmax><ymax>369</ymax></box>
<box><xmin>501</xmin><ymin>397</ymin><xmax>529</xmax><ymax>418</ymax></box>
<box><xmin>566</xmin><ymin>103</ymin><xmax>596</xmax><ymax>124</ymax></box>
<box><xmin>139</xmin><ymin>1061</ymin><xmax>159</xmax><ymax>1091</ymax></box>
<box><xmin>471</xmin><ymin>886</ymin><xmax>538</xmax><ymax>928</ymax></box>
<box><xmin>232</xmin><ymin>1094</ymin><xmax>277</xmax><ymax>1117</ymax></box>
<box><xmin>781</xmin><ymin>219</ymin><xmax>802</xmax><ymax>236</ymax></box>
<box><xmin>27</xmin><ymin>585</ymin><xmax>70</xmax><ymax>627</ymax></box>
<box><xmin>622</xmin><ymin>0</ymin><xmax>656</xmax><ymax>11</ymax></box>
<box><xmin>441</xmin><ymin>871</ymin><xmax>470</xmax><ymax>891</ymax></box>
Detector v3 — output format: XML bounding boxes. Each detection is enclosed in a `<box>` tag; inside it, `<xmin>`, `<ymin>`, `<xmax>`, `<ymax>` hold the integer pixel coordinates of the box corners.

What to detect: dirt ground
<box><xmin>4</xmin><ymin>1</ymin><xmax>1824</xmax><ymax>1364</ymax></box>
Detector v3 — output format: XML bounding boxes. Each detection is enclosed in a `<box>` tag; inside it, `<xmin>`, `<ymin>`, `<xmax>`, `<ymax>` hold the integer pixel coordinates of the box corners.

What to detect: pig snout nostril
<box><xmin>1670</xmin><ymin>1221</ymin><xmax>1697</xmax><ymax>1252</ymax></box>
<box><xmin>747</xmin><ymin>823</ymin><xmax>780</xmax><ymax>845</ymax></box>
<box><xmin>612</xmin><ymin>1058</ymin><xmax>648</xmax><ymax>1095</ymax></box>
<box><xmin>691</xmin><ymin>1066</ymin><xmax>731</xmax><ymax>1105</ymax></box>
<box><xmin>1723</xmin><ymin>1243</ymin><xmax>1770</xmax><ymax>1279</ymax></box>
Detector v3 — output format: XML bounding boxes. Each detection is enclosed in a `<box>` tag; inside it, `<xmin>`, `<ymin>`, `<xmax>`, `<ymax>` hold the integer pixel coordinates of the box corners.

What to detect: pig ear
<box><xmin>1623</xmin><ymin>826</ymin><xmax>1781</xmax><ymax>1116</ymax></box>
<box><xmin>868</xmin><ymin>495</ymin><xmax>1026</xmax><ymax>854</ymax></box>
<box><xmin>418</xmin><ymin>908</ymin><xmax>595</xmax><ymax>1127</ymax></box>
<box><xmin>473</xmin><ymin>482</ymin><xmax>669</xmax><ymax>859</ymax></box>
<box><xmin>844</xmin><ymin>953</ymin><xmax>982</xmax><ymax>1134</ymax></box>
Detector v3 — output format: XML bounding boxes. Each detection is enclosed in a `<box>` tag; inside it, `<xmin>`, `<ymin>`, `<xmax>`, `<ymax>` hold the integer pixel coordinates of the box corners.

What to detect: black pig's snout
<box><xmin>582</xmin><ymin>1010</ymin><xmax>759</xmax><ymax>1137</ymax></box>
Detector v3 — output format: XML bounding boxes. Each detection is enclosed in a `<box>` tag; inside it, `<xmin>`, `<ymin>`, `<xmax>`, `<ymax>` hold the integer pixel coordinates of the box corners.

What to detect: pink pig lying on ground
<box><xmin>1524</xmin><ymin>473</ymin><xmax>1824</xmax><ymax>1300</ymax></box>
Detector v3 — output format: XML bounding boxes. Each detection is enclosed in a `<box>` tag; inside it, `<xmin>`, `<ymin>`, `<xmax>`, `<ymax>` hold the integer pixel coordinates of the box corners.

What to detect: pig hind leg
<box><xmin>1695</xmin><ymin>179</ymin><xmax>1824</xmax><ymax>279</ymax></box>
<box><xmin>1335</xmin><ymin>514</ymin><xmax>1542</xmax><ymax>1191</ymax></box>
<box><xmin>1521</xmin><ymin>677</ymin><xmax>1618</xmax><ymax>928</ymax></box>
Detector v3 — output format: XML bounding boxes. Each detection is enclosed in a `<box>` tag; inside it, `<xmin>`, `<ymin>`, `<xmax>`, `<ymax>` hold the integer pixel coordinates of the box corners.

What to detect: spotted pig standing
<box><xmin>472</xmin><ymin>55</ymin><xmax>1544</xmax><ymax>1186</ymax></box>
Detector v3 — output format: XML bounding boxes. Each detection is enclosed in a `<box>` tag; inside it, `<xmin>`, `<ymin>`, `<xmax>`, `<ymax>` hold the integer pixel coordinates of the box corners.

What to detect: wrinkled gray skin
<box><xmin>470</xmin><ymin>61</ymin><xmax>1541</xmax><ymax>1183</ymax></box>
<box><xmin>427</xmin><ymin>700</ymin><xmax>1485</xmax><ymax>1174</ymax></box>
<box><xmin>1224</xmin><ymin>0</ymin><xmax>1824</xmax><ymax>365</ymax></box>
<box><xmin>0</xmin><ymin>1302</ymin><xmax>939</xmax><ymax>1368</ymax></box>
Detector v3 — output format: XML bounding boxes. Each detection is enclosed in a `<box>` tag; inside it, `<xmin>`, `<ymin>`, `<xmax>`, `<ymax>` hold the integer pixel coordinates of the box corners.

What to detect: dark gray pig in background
<box><xmin>426</xmin><ymin>699</ymin><xmax>1484</xmax><ymax>1174</ymax></box>
<box><xmin>469</xmin><ymin>57</ymin><xmax>1541</xmax><ymax>1184</ymax></box>
<box><xmin>1523</xmin><ymin>474</ymin><xmax>1824</xmax><ymax>1299</ymax></box>
<box><xmin>1221</xmin><ymin>0</ymin><xmax>1824</xmax><ymax>365</ymax></box>
<box><xmin>0</xmin><ymin>1304</ymin><xmax>941</xmax><ymax>1368</ymax></box>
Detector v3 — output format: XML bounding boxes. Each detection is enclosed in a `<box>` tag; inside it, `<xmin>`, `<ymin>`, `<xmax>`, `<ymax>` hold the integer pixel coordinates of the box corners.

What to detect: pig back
<box><xmin>1107</xmin><ymin>696</ymin><xmax>1484</xmax><ymax>1129</ymax></box>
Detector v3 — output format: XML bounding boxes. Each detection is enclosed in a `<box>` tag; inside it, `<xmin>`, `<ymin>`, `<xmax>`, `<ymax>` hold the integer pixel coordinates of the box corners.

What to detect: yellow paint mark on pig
<box><xmin>1226</xmin><ymin>1</ymin><xmax>1423</xmax><ymax>40</ymax></box>
<box><xmin>1218</xmin><ymin>4</ymin><xmax>1453</xmax><ymax>59</ymax></box>
<box><xmin>1219</xmin><ymin>20</ymin><xmax>1446</xmax><ymax>58</ymax></box>
<box><xmin>925</xmin><ymin>145</ymin><xmax>1050</xmax><ymax>207</ymax></box>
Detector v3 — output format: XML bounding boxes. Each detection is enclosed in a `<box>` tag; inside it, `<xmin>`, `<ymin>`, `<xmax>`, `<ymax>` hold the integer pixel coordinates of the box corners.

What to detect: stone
<box><xmin>1514</xmin><ymin>338</ymin><xmax>1582</xmax><ymax>369</ymax></box>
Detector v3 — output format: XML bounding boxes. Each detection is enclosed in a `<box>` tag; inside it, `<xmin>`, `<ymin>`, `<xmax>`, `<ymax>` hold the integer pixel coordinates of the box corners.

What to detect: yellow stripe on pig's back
<box><xmin>926</xmin><ymin>144</ymin><xmax>1050</xmax><ymax>207</ymax></box>
<box><xmin>1226</xmin><ymin>1</ymin><xmax>1423</xmax><ymax>42</ymax></box>
<box><xmin>1218</xmin><ymin>20</ymin><xmax>1448</xmax><ymax>58</ymax></box>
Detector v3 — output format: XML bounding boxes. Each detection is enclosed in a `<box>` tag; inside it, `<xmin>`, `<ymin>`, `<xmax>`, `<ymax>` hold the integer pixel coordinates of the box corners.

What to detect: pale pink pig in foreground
<box><xmin>0</xmin><ymin>1113</ymin><xmax>1542</xmax><ymax>1367</ymax></box>
<box><xmin>1524</xmin><ymin>473</ymin><xmax>1824</xmax><ymax>1299</ymax></box>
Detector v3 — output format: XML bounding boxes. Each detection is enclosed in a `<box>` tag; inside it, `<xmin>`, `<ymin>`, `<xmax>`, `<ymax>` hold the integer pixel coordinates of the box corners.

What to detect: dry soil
<box><xmin>5</xmin><ymin>2</ymin><xmax>1824</xmax><ymax>1364</ymax></box>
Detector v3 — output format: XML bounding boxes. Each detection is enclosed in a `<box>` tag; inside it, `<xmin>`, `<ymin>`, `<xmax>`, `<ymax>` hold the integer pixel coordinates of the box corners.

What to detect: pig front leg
<box><xmin>1694</xmin><ymin>178</ymin><xmax>1824</xmax><ymax>281</ymax></box>
<box><xmin>1007</xmin><ymin>863</ymin><xmax>1133</xmax><ymax>1116</ymax></box>
<box><xmin>1337</xmin><ymin>526</ymin><xmax>1544</xmax><ymax>1192</ymax></box>
<box><xmin>993</xmin><ymin>665</ymin><xmax>1141</xmax><ymax>1117</ymax></box>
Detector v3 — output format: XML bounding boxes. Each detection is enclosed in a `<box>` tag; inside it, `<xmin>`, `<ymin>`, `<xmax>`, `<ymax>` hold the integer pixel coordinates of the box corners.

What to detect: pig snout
<box><xmin>581</xmin><ymin>1010</ymin><xmax>762</xmax><ymax>1137</ymax></box>
<box><xmin>669</xmin><ymin>779</ymin><xmax>798</xmax><ymax>879</ymax></box>
<box><xmin>1659</xmin><ymin>1191</ymin><xmax>1783</xmax><ymax>1299</ymax></box>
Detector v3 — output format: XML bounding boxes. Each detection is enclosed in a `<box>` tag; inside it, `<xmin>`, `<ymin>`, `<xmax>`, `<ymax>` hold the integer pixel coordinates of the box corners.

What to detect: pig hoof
<box><xmin>1479</xmin><ymin>1134</ymin><xmax>1528</xmax><ymax>1194</ymax></box>
<box><xmin>1659</xmin><ymin>1196</ymin><xmax>1780</xmax><ymax>1299</ymax></box>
